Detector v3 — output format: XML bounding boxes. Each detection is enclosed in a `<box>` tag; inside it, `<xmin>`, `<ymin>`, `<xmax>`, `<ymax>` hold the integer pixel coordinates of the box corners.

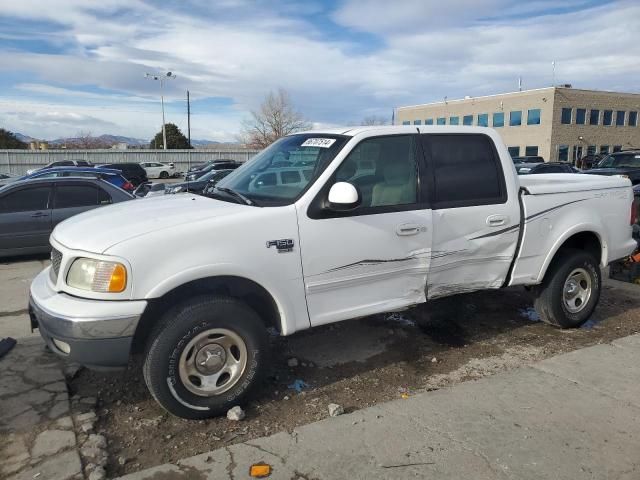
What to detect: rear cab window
<box><xmin>421</xmin><ymin>134</ymin><xmax>507</xmax><ymax>209</ymax></box>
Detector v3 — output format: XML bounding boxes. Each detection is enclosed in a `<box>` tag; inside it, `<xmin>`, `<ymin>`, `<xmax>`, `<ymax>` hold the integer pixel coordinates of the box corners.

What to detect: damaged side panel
<box><xmin>426</xmin><ymin>205</ymin><xmax>520</xmax><ymax>300</ymax></box>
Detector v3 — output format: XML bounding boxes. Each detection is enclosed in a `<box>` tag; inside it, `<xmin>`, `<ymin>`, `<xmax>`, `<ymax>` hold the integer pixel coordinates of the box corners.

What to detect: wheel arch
<box><xmin>131</xmin><ymin>275</ymin><xmax>283</xmax><ymax>353</ymax></box>
<box><xmin>536</xmin><ymin>227</ymin><xmax>606</xmax><ymax>283</ymax></box>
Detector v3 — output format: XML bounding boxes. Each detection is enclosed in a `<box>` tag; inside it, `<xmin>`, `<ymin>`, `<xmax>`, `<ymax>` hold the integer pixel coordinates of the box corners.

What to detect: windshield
<box><xmin>597</xmin><ymin>153</ymin><xmax>640</xmax><ymax>169</ymax></box>
<box><xmin>215</xmin><ymin>133</ymin><xmax>348</xmax><ymax>206</ymax></box>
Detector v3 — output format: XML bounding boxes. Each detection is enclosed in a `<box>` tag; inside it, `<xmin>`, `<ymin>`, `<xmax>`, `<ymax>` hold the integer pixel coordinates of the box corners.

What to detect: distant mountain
<box><xmin>14</xmin><ymin>132</ymin><xmax>38</xmax><ymax>143</ymax></box>
<box><xmin>49</xmin><ymin>134</ymin><xmax>148</xmax><ymax>146</ymax></box>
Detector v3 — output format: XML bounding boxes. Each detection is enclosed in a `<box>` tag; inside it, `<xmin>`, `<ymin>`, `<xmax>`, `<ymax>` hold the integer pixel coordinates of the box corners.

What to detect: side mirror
<box><xmin>327</xmin><ymin>182</ymin><xmax>360</xmax><ymax>211</ymax></box>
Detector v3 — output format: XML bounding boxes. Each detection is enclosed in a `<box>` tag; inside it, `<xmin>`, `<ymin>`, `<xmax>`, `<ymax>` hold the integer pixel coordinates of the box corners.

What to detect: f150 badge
<box><xmin>266</xmin><ymin>239</ymin><xmax>294</xmax><ymax>253</ymax></box>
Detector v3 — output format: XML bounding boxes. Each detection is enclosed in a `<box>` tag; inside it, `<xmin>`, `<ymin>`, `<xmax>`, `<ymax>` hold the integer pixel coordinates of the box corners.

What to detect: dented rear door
<box><xmin>420</xmin><ymin>133</ymin><xmax>520</xmax><ymax>298</ymax></box>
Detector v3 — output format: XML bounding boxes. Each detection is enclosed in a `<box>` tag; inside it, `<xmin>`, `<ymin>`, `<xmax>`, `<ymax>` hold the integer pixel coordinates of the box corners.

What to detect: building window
<box><xmin>616</xmin><ymin>111</ymin><xmax>625</xmax><ymax>126</ymax></box>
<box><xmin>509</xmin><ymin>111</ymin><xmax>522</xmax><ymax>126</ymax></box>
<box><xmin>463</xmin><ymin>115</ymin><xmax>473</xmax><ymax>126</ymax></box>
<box><xmin>402</xmin><ymin>120</ymin><xmax>410</xmax><ymax>125</ymax></box>
<box><xmin>629</xmin><ymin>111</ymin><xmax>638</xmax><ymax>127</ymax></box>
<box><xmin>603</xmin><ymin>110</ymin><xmax>613</xmax><ymax>126</ymax></box>
<box><xmin>527</xmin><ymin>109</ymin><xmax>541</xmax><ymax>125</ymax></box>
<box><xmin>425</xmin><ymin>118</ymin><xmax>434</xmax><ymax>125</ymax></box>
<box><xmin>600</xmin><ymin>145</ymin><xmax>610</xmax><ymax>154</ymax></box>
<box><xmin>613</xmin><ymin>145</ymin><xmax>622</xmax><ymax>152</ymax></box>
<box><xmin>587</xmin><ymin>145</ymin><xmax>596</xmax><ymax>155</ymax></box>
<box><xmin>525</xmin><ymin>146</ymin><xmax>539</xmax><ymax>156</ymax></box>
<box><xmin>508</xmin><ymin>146</ymin><xmax>520</xmax><ymax>157</ymax></box>
<box><xmin>449</xmin><ymin>116</ymin><xmax>459</xmax><ymax>125</ymax></box>
<box><xmin>413</xmin><ymin>120</ymin><xmax>422</xmax><ymax>125</ymax></box>
<box><xmin>477</xmin><ymin>113</ymin><xmax>488</xmax><ymax>127</ymax></box>
<box><xmin>561</xmin><ymin>108</ymin><xmax>572</xmax><ymax>124</ymax></box>
<box><xmin>558</xmin><ymin>145</ymin><xmax>569</xmax><ymax>162</ymax></box>
<box><xmin>493</xmin><ymin>112</ymin><xmax>504</xmax><ymax>127</ymax></box>
<box><xmin>589</xmin><ymin>109</ymin><xmax>600</xmax><ymax>125</ymax></box>
<box><xmin>437</xmin><ymin>117</ymin><xmax>446</xmax><ymax>125</ymax></box>
<box><xmin>576</xmin><ymin>108</ymin><xmax>586</xmax><ymax>125</ymax></box>
<box><xmin>572</xmin><ymin>145</ymin><xmax>583</xmax><ymax>164</ymax></box>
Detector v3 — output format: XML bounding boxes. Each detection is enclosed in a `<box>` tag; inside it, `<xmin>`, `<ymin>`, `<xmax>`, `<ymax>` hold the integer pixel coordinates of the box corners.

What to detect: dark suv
<box><xmin>585</xmin><ymin>151</ymin><xmax>640</xmax><ymax>184</ymax></box>
<box><xmin>99</xmin><ymin>163</ymin><xmax>148</xmax><ymax>186</ymax></box>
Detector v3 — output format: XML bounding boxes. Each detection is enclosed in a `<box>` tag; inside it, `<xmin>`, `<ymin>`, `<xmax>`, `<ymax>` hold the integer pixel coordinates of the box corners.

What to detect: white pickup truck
<box><xmin>29</xmin><ymin>126</ymin><xmax>636</xmax><ymax>419</ymax></box>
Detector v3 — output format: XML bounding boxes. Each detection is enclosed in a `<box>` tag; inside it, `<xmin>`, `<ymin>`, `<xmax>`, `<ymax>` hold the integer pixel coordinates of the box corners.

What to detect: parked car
<box><xmin>202</xmin><ymin>170</ymin><xmax>237</xmax><ymax>196</ymax></box>
<box><xmin>185</xmin><ymin>160</ymin><xmax>242</xmax><ymax>181</ymax></box>
<box><xmin>26</xmin><ymin>159</ymin><xmax>93</xmax><ymax>175</ymax></box>
<box><xmin>0</xmin><ymin>172</ymin><xmax>18</xmax><ymax>187</ymax></box>
<box><xmin>167</xmin><ymin>169</ymin><xmax>233</xmax><ymax>195</ymax></box>
<box><xmin>187</xmin><ymin>159</ymin><xmax>240</xmax><ymax>173</ymax></box>
<box><xmin>134</xmin><ymin>182</ymin><xmax>167</xmax><ymax>198</ymax></box>
<box><xmin>29</xmin><ymin>126</ymin><xmax>636</xmax><ymax>419</ymax></box>
<box><xmin>139</xmin><ymin>162</ymin><xmax>177</xmax><ymax>179</ymax></box>
<box><xmin>19</xmin><ymin>167</ymin><xmax>135</xmax><ymax>192</ymax></box>
<box><xmin>584</xmin><ymin>151</ymin><xmax>640</xmax><ymax>185</ymax></box>
<box><xmin>517</xmin><ymin>162</ymin><xmax>580</xmax><ymax>175</ymax></box>
<box><xmin>512</xmin><ymin>156</ymin><xmax>544</xmax><ymax>164</ymax></box>
<box><xmin>0</xmin><ymin>177</ymin><xmax>133</xmax><ymax>258</ymax></box>
<box><xmin>98</xmin><ymin>163</ymin><xmax>148</xmax><ymax>186</ymax></box>
<box><xmin>576</xmin><ymin>154</ymin><xmax>604</xmax><ymax>170</ymax></box>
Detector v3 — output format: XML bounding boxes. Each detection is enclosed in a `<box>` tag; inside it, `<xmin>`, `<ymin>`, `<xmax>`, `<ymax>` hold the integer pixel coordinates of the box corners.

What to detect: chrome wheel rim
<box><xmin>563</xmin><ymin>268</ymin><xmax>592</xmax><ymax>314</ymax></box>
<box><xmin>178</xmin><ymin>328</ymin><xmax>247</xmax><ymax>397</ymax></box>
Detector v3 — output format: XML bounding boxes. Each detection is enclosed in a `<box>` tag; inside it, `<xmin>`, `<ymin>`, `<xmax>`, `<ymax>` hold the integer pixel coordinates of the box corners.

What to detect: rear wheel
<box><xmin>159</xmin><ymin>171</ymin><xmax>169</xmax><ymax>179</ymax></box>
<box><xmin>533</xmin><ymin>249</ymin><xmax>601</xmax><ymax>328</ymax></box>
<box><xmin>143</xmin><ymin>295</ymin><xmax>269</xmax><ymax>419</ymax></box>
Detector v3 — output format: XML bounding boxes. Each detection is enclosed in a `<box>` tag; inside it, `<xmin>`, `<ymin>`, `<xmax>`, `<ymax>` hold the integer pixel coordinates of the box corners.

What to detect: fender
<box><xmin>536</xmin><ymin>223</ymin><xmax>607</xmax><ymax>283</ymax></box>
<box><xmin>144</xmin><ymin>262</ymin><xmax>310</xmax><ymax>335</ymax></box>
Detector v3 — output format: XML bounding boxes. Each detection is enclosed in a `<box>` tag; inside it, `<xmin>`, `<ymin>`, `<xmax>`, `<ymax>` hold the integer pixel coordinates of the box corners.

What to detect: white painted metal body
<box><xmin>39</xmin><ymin>126</ymin><xmax>636</xmax><ymax>338</ymax></box>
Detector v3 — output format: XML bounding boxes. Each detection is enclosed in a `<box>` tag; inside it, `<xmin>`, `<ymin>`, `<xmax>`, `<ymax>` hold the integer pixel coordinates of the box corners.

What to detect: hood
<box><xmin>53</xmin><ymin>194</ymin><xmax>247</xmax><ymax>253</ymax></box>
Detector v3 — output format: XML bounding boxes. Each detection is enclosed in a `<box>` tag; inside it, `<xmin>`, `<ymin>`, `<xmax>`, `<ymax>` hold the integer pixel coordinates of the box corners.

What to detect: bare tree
<box><xmin>67</xmin><ymin>131</ymin><xmax>110</xmax><ymax>149</ymax></box>
<box><xmin>360</xmin><ymin>115</ymin><xmax>388</xmax><ymax>126</ymax></box>
<box><xmin>241</xmin><ymin>88</ymin><xmax>311</xmax><ymax>148</ymax></box>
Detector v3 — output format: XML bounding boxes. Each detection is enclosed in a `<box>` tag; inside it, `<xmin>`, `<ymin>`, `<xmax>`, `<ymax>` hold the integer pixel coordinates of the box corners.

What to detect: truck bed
<box><xmin>518</xmin><ymin>173</ymin><xmax>630</xmax><ymax>195</ymax></box>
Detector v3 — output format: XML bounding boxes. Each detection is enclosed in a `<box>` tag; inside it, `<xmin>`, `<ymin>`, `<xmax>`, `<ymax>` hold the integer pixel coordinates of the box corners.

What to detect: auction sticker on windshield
<box><xmin>301</xmin><ymin>138</ymin><xmax>336</xmax><ymax>148</ymax></box>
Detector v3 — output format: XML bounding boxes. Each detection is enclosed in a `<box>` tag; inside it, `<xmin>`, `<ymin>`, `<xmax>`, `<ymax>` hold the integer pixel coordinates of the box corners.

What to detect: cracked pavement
<box><xmin>116</xmin><ymin>334</ymin><xmax>640</xmax><ymax>479</ymax></box>
<box><xmin>0</xmin><ymin>258</ymin><xmax>107</xmax><ymax>480</ymax></box>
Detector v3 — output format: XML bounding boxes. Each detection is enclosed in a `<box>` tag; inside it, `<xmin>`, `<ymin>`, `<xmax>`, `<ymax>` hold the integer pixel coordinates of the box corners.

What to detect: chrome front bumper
<box><xmin>29</xmin><ymin>268</ymin><xmax>147</xmax><ymax>369</ymax></box>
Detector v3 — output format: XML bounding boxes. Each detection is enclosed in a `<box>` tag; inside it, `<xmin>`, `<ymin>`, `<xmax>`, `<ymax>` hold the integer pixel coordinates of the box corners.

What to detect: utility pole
<box><xmin>187</xmin><ymin>90</ymin><xmax>191</xmax><ymax>149</ymax></box>
<box><xmin>145</xmin><ymin>71</ymin><xmax>176</xmax><ymax>149</ymax></box>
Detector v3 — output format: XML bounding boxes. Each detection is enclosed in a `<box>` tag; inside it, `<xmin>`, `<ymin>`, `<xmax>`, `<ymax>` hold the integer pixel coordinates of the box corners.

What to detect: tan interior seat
<box><xmin>371</xmin><ymin>161</ymin><xmax>415</xmax><ymax>206</ymax></box>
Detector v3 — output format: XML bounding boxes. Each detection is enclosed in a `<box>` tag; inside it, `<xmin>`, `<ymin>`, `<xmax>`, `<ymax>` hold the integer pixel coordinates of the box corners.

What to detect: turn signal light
<box><xmin>108</xmin><ymin>264</ymin><xmax>127</xmax><ymax>292</ymax></box>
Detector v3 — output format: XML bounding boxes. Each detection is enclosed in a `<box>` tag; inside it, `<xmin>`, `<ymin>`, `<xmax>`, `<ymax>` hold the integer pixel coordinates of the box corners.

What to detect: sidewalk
<box><xmin>119</xmin><ymin>334</ymin><xmax>640</xmax><ymax>480</ymax></box>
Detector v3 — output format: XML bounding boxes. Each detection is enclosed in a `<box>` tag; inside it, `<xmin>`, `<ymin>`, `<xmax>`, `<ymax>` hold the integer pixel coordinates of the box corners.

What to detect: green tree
<box><xmin>0</xmin><ymin>129</ymin><xmax>27</xmax><ymax>149</ymax></box>
<box><xmin>149</xmin><ymin>123</ymin><xmax>190</xmax><ymax>149</ymax></box>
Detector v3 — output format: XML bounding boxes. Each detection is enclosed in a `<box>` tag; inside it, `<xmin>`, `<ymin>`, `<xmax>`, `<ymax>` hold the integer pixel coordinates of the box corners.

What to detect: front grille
<box><xmin>50</xmin><ymin>248</ymin><xmax>62</xmax><ymax>282</ymax></box>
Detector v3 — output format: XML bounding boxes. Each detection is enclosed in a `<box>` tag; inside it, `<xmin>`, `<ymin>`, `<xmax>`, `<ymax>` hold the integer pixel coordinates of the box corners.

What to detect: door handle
<box><xmin>486</xmin><ymin>215</ymin><xmax>508</xmax><ymax>227</ymax></box>
<box><xmin>396</xmin><ymin>224</ymin><xmax>426</xmax><ymax>236</ymax></box>
<box><xmin>31</xmin><ymin>212</ymin><xmax>47</xmax><ymax>218</ymax></box>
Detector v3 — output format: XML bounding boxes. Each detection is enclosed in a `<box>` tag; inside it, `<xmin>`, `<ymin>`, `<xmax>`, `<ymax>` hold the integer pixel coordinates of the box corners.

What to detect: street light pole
<box><xmin>145</xmin><ymin>71</ymin><xmax>176</xmax><ymax>149</ymax></box>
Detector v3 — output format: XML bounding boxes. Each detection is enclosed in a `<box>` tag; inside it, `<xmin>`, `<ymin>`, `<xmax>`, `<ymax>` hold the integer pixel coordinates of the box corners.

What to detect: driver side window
<box><xmin>333</xmin><ymin>135</ymin><xmax>418</xmax><ymax>209</ymax></box>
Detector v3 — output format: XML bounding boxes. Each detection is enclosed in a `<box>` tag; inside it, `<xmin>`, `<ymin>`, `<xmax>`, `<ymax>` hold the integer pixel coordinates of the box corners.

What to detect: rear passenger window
<box><xmin>424</xmin><ymin>134</ymin><xmax>506</xmax><ymax>208</ymax></box>
<box><xmin>55</xmin><ymin>185</ymin><xmax>99</xmax><ymax>208</ymax></box>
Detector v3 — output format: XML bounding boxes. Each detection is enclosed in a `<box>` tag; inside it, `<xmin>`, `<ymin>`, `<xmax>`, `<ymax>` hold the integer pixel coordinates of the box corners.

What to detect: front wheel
<box><xmin>143</xmin><ymin>296</ymin><xmax>269</xmax><ymax>419</ymax></box>
<box><xmin>159</xmin><ymin>171</ymin><xmax>169</xmax><ymax>179</ymax></box>
<box><xmin>533</xmin><ymin>249</ymin><xmax>601</xmax><ymax>328</ymax></box>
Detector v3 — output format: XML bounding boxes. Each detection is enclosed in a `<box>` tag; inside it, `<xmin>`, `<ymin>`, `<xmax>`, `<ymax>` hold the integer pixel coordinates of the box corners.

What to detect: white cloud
<box><xmin>0</xmin><ymin>0</ymin><xmax>639</xmax><ymax>140</ymax></box>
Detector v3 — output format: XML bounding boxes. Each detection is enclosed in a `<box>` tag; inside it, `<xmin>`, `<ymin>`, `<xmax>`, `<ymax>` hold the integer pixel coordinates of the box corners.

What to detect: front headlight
<box><xmin>169</xmin><ymin>185</ymin><xmax>185</xmax><ymax>193</ymax></box>
<box><xmin>66</xmin><ymin>258</ymin><xmax>127</xmax><ymax>293</ymax></box>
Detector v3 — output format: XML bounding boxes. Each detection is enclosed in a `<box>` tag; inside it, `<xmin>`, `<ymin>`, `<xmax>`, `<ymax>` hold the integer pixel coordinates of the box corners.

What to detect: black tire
<box><xmin>533</xmin><ymin>249</ymin><xmax>601</xmax><ymax>328</ymax></box>
<box><xmin>159</xmin><ymin>171</ymin><xmax>169</xmax><ymax>179</ymax></box>
<box><xmin>143</xmin><ymin>295</ymin><xmax>269</xmax><ymax>419</ymax></box>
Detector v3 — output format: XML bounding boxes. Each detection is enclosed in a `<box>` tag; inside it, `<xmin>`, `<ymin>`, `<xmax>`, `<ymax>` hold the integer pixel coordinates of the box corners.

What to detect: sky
<box><xmin>0</xmin><ymin>0</ymin><xmax>638</xmax><ymax>142</ymax></box>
